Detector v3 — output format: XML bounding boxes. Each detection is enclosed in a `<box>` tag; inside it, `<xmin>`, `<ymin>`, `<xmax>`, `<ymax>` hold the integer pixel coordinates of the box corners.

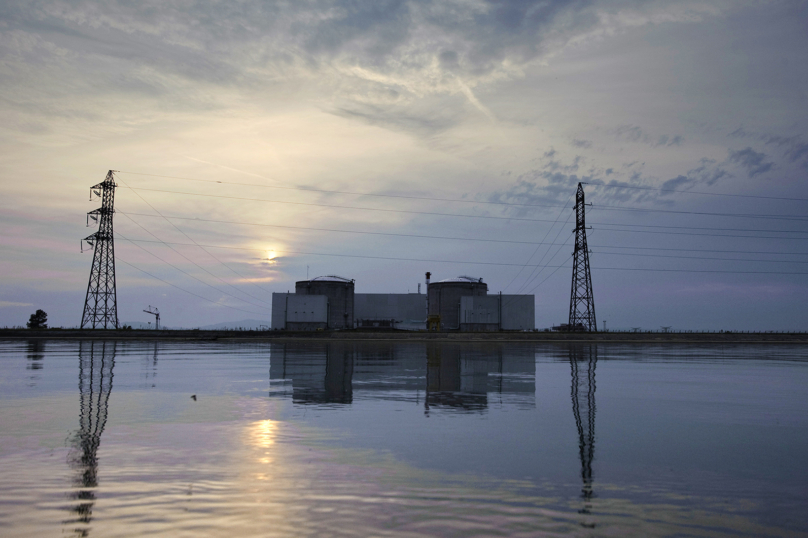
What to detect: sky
<box><xmin>1</xmin><ymin>0</ymin><xmax>807</xmax><ymax>330</ymax></box>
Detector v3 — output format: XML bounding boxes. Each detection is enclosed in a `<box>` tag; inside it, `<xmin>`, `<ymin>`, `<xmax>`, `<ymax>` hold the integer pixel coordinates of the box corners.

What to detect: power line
<box><xmin>119</xmin><ymin>170</ymin><xmax>808</xmax><ymax>206</ymax></box>
<box><xmin>593</xmin><ymin>266</ymin><xmax>808</xmax><ymax>275</ymax></box>
<box><xmin>117</xmin><ymin>176</ymin><xmax>277</xmax><ymax>299</ymax></box>
<box><xmin>592</xmin><ymin>251</ymin><xmax>808</xmax><ymax>264</ymax></box>
<box><xmin>118</xmin><ymin>210</ymin><xmax>565</xmax><ymax>246</ymax></box>
<box><xmin>594</xmin><ymin>245</ymin><xmax>808</xmax><ymax>256</ymax></box>
<box><xmin>119</xmin><ymin>210</ymin><xmax>807</xmax><ymax>245</ymax></box>
<box><xmin>117</xmin><ymin>236</ymin><xmax>573</xmax><ymax>267</ymax></box>
<box><xmin>595</xmin><ymin>182</ymin><xmax>808</xmax><ymax>202</ymax></box>
<box><xmin>120</xmin><ymin>185</ymin><xmax>808</xmax><ymax>225</ymax></box>
<box><xmin>593</xmin><ymin>222</ymin><xmax>808</xmax><ymax>234</ymax></box>
<box><xmin>120</xmin><ymin>186</ymin><xmax>568</xmax><ymax>223</ymax></box>
<box><xmin>503</xmin><ymin>193</ymin><xmax>574</xmax><ymax>293</ymax></box>
<box><xmin>116</xmin><ymin>230</ymin><xmax>272</xmax><ymax>311</ymax></box>
<box><xmin>512</xmin><ymin>207</ymin><xmax>575</xmax><ymax>296</ymax></box>
<box><xmin>115</xmin><ymin>257</ymin><xmax>266</xmax><ymax>316</ymax></box>
<box><xmin>593</xmin><ymin>204</ymin><xmax>808</xmax><ymax>222</ymax></box>
<box><xmin>591</xmin><ymin>227</ymin><xmax>808</xmax><ymax>240</ymax></box>
<box><xmin>117</xmin><ymin>170</ymin><xmax>566</xmax><ymax>209</ymax></box>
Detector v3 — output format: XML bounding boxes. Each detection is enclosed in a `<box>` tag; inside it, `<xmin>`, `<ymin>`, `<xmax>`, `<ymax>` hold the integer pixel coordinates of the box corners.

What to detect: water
<box><xmin>1</xmin><ymin>340</ymin><xmax>807</xmax><ymax>537</ymax></box>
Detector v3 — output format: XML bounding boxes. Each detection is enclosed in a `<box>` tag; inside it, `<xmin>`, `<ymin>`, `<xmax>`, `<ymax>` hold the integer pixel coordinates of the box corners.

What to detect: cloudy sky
<box><xmin>1</xmin><ymin>0</ymin><xmax>807</xmax><ymax>330</ymax></box>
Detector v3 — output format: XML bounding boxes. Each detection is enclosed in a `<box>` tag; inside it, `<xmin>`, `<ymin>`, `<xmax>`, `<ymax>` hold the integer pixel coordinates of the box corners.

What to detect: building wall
<box><xmin>287</xmin><ymin>295</ymin><xmax>328</xmax><ymax>330</ymax></box>
<box><xmin>271</xmin><ymin>293</ymin><xmax>291</xmax><ymax>330</ymax></box>
<box><xmin>428</xmin><ymin>281</ymin><xmax>488</xmax><ymax>330</ymax></box>
<box><xmin>355</xmin><ymin>293</ymin><xmax>426</xmax><ymax>328</ymax></box>
<box><xmin>296</xmin><ymin>280</ymin><xmax>355</xmax><ymax>329</ymax></box>
<box><xmin>272</xmin><ymin>293</ymin><xmax>329</xmax><ymax>330</ymax></box>
<box><xmin>500</xmin><ymin>294</ymin><xmax>535</xmax><ymax>330</ymax></box>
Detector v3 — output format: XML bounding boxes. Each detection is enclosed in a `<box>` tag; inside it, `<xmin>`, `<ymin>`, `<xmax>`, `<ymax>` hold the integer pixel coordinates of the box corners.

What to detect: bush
<box><xmin>27</xmin><ymin>309</ymin><xmax>48</xmax><ymax>329</ymax></box>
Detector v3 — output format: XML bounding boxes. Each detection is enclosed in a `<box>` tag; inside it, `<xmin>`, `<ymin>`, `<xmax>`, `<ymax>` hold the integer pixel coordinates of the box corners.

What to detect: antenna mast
<box><xmin>568</xmin><ymin>182</ymin><xmax>597</xmax><ymax>332</ymax></box>
<box><xmin>81</xmin><ymin>171</ymin><xmax>119</xmax><ymax>329</ymax></box>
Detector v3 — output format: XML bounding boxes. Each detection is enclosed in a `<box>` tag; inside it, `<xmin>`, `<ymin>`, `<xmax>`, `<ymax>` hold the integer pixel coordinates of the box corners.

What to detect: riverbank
<box><xmin>2</xmin><ymin>328</ymin><xmax>808</xmax><ymax>343</ymax></box>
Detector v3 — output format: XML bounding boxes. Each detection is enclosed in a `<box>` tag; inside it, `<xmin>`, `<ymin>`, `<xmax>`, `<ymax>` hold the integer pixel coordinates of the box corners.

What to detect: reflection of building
<box><xmin>65</xmin><ymin>341</ymin><xmax>115</xmax><ymax>536</ymax></box>
<box><xmin>269</xmin><ymin>343</ymin><xmax>354</xmax><ymax>404</ymax></box>
<box><xmin>569</xmin><ymin>345</ymin><xmax>597</xmax><ymax>523</ymax></box>
<box><xmin>269</xmin><ymin>343</ymin><xmax>536</xmax><ymax>412</ymax></box>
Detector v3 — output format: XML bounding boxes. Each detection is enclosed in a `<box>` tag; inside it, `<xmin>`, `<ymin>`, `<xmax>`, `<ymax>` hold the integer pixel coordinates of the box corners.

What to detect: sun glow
<box><xmin>267</xmin><ymin>250</ymin><xmax>277</xmax><ymax>261</ymax></box>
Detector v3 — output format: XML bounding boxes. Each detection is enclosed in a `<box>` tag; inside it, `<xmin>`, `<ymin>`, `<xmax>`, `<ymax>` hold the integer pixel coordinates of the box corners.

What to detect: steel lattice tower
<box><xmin>81</xmin><ymin>171</ymin><xmax>118</xmax><ymax>329</ymax></box>
<box><xmin>568</xmin><ymin>182</ymin><xmax>596</xmax><ymax>331</ymax></box>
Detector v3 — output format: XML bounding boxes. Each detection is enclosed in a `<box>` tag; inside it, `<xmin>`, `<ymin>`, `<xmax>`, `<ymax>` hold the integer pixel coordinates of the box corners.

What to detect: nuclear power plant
<box><xmin>272</xmin><ymin>272</ymin><xmax>535</xmax><ymax>331</ymax></box>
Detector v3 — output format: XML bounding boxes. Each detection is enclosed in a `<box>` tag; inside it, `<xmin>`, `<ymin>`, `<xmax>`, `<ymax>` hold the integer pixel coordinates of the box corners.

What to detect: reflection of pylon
<box><xmin>81</xmin><ymin>171</ymin><xmax>118</xmax><ymax>329</ymax></box>
<box><xmin>67</xmin><ymin>341</ymin><xmax>115</xmax><ymax>532</ymax></box>
<box><xmin>568</xmin><ymin>182</ymin><xmax>596</xmax><ymax>332</ymax></box>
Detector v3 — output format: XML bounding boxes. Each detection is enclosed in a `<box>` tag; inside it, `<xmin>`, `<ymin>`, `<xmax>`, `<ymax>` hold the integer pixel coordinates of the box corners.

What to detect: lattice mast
<box><xmin>568</xmin><ymin>182</ymin><xmax>596</xmax><ymax>331</ymax></box>
<box><xmin>81</xmin><ymin>171</ymin><xmax>118</xmax><ymax>329</ymax></box>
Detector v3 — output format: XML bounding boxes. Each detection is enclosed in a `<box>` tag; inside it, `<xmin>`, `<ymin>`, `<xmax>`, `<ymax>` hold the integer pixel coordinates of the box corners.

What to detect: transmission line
<box><xmin>121</xmin><ymin>185</ymin><xmax>808</xmax><ymax>224</ymax></box>
<box><xmin>119</xmin><ymin>237</ymin><xmax>573</xmax><ymax>267</ymax></box>
<box><xmin>116</xmin><ymin>230</ymin><xmax>272</xmax><ymax>311</ymax></box>
<box><xmin>120</xmin><ymin>186</ymin><xmax>568</xmax><ymax>223</ymax></box>
<box><xmin>117</xmin><ymin>177</ymin><xmax>276</xmax><ymax>298</ymax></box>
<box><xmin>118</xmin><ymin>211</ymin><xmax>566</xmax><ymax>246</ymax></box>
<box><xmin>116</xmin><ymin>257</ymin><xmax>265</xmax><ymax>316</ymax></box>
<box><xmin>117</xmin><ymin>171</ymin><xmax>567</xmax><ymax>209</ymax></box>
<box><xmin>502</xmin><ymin>193</ymin><xmax>574</xmax><ymax>293</ymax></box>
<box><xmin>595</xmin><ymin>182</ymin><xmax>808</xmax><ymax>202</ymax></box>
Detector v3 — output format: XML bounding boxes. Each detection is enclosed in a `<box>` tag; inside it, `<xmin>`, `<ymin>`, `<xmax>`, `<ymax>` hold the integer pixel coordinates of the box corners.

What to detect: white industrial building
<box><xmin>271</xmin><ymin>274</ymin><xmax>535</xmax><ymax>331</ymax></box>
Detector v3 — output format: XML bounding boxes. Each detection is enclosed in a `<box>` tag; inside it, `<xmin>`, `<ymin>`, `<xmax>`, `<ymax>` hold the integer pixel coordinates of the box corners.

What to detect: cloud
<box><xmin>0</xmin><ymin>301</ymin><xmax>33</xmax><ymax>308</ymax></box>
<box><xmin>571</xmin><ymin>138</ymin><xmax>593</xmax><ymax>148</ymax></box>
<box><xmin>730</xmin><ymin>128</ymin><xmax>808</xmax><ymax>169</ymax></box>
<box><xmin>0</xmin><ymin>0</ymin><xmax>739</xmax><ymax>140</ymax></box>
<box><xmin>489</xmin><ymin>148</ymin><xmax>734</xmax><ymax>212</ymax></box>
<box><xmin>728</xmin><ymin>147</ymin><xmax>774</xmax><ymax>177</ymax></box>
<box><xmin>613</xmin><ymin>125</ymin><xmax>685</xmax><ymax>147</ymax></box>
<box><xmin>660</xmin><ymin>158</ymin><xmax>729</xmax><ymax>192</ymax></box>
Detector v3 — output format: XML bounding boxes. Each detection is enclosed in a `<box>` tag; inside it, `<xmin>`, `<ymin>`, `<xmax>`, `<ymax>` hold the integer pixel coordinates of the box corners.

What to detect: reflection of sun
<box><xmin>248</xmin><ymin>419</ymin><xmax>277</xmax><ymax>448</ymax></box>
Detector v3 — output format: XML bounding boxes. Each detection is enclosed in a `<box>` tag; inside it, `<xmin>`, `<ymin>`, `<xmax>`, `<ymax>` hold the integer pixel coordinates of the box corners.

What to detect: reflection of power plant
<box><xmin>569</xmin><ymin>345</ymin><xmax>597</xmax><ymax>524</ymax></box>
<box><xmin>425</xmin><ymin>344</ymin><xmax>494</xmax><ymax>412</ymax></box>
<box><xmin>269</xmin><ymin>343</ymin><xmax>354</xmax><ymax>404</ymax></box>
<box><xmin>269</xmin><ymin>343</ymin><xmax>535</xmax><ymax>411</ymax></box>
<box><xmin>65</xmin><ymin>341</ymin><xmax>115</xmax><ymax>536</ymax></box>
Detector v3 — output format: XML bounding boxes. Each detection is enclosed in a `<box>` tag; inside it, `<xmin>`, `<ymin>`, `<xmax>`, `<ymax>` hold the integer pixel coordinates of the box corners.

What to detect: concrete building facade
<box><xmin>354</xmin><ymin>293</ymin><xmax>426</xmax><ymax>329</ymax></box>
<box><xmin>295</xmin><ymin>276</ymin><xmax>355</xmax><ymax>330</ymax></box>
<box><xmin>428</xmin><ymin>276</ymin><xmax>488</xmax><ymax>330</ymax></box>
<box><xmin>272</xmin><ymin>274</ymin><xmax>535</xmax><ymax>331</ymax></box>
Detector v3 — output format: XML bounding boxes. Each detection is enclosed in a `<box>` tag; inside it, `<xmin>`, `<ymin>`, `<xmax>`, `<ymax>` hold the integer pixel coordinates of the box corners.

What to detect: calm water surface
<box><xmin>0</xmin><ymin>340</ymin><xmax>806</xmax><ymax>537</ymax></box>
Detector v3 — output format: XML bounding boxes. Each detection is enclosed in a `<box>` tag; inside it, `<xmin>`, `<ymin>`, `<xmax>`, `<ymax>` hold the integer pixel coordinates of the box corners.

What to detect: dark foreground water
<box><xmin>1</xmin><ymin>340</ymin><xmax>807</xmax><ymax>537</ymax></box>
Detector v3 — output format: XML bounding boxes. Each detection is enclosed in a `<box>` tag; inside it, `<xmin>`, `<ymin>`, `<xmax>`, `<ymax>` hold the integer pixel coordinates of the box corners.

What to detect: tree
<box><xmin>27</xmin><ymin>309</ymin><xmax>48</xmax><ymax>329</ymax></box>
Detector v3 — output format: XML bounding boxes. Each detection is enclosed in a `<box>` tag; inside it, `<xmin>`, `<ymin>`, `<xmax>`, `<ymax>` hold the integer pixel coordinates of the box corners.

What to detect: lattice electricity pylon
<box><xmin>568</xmin><ymin>182</ymin><xmax>597</xmax><ymax>332</ymax></box>
<box><xmin>81</xmin><ymin>171</ymin><xmax>119</xmax><ymax>329</ymax></box>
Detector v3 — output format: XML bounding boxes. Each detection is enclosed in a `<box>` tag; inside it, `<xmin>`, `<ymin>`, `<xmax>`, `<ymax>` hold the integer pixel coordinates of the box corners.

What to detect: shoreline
<box><xmin>2</xmin><ymin>328</ymin><xmax>808</xmax><ymax>344</ymax></box>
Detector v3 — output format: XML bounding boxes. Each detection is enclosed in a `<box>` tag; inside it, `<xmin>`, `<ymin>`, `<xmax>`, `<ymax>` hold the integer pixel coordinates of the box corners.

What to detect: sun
<box><xmin>267</xmin><ymin>249</ymin><xmax>277</xmax><ymax>261</ymax></box>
